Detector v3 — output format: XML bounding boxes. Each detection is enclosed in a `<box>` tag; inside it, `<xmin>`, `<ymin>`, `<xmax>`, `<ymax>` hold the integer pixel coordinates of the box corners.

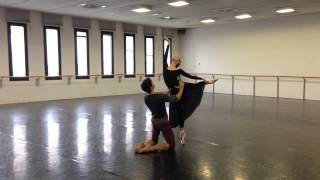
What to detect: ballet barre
<box><xmin>196</xmin><ymin>73</ymin><xmax>320</xmax><ymax>101</ymax></box>
<box><xmin>1</xmin><ymin>73</ymin><xmax>319</xmax><ymax>100</ymax></box>
<box><xmin>0</xmin><ymin>73</ymin><xmax>164</xmax><ymax>88</ymax></box>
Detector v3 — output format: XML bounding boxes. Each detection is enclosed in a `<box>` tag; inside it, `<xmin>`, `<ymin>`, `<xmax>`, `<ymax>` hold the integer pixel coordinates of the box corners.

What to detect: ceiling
<box><xmin>1</xmin><ymin>0</ymin><xmax>320</xmax><ymax>28</ymax></box>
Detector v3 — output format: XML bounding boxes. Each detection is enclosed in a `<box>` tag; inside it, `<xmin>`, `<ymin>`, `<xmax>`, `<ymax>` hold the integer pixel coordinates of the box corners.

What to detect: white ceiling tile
<box><xmin>0</xmin><ymin>0</ymin><xmax>320</xmax><ymax>28</ymax></box>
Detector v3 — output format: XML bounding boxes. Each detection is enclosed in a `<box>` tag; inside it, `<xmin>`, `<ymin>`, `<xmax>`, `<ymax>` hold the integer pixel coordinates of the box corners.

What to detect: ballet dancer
<box><xmin>163</xmin><ymin>36</ymin><xmax>218</xmax><ymax>145</ymax></box>
<box><xmin>135</xmin><ymin>78</ymin><xmax>185</xmax><ymax>154</ymax></box>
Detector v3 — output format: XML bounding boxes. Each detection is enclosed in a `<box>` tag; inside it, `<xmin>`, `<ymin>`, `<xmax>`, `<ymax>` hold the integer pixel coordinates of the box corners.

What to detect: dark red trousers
<box><xmin>152</xmin><ymin>121</ymin><xmax>175</xmax><ymax>150</ymax></box>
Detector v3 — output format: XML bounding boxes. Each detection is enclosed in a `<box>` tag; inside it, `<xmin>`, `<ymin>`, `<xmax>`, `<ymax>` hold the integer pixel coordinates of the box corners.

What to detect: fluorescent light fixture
<box><xmin>101</xmin><ymin>5</ymin><xmax>107</xmax><ymax>8</ymax></box>
<box><xmin>168</xmin><ymin>1</ymin><xmax>190</xmax><ymax>7</ymax></box>
<box><xmin>79</xmin><ymin>3</ymin><xmax>87</xmax><ymax>7</ymax></box>
<box><xmin>152</xmin><ymin>13</ymin><xmax>161</xmax><ymax>16</ymax></box>
<box><xmin>163</xmin><ymin>16</ymin><xmax>171</xmax><ymax>19</ymax></box>
<box><xmin>276</xmin><ymin>8</ymin><xmax>295</xmax><ymax>14</ymax></box>
<box><xmin>131</xmin><ymin>7</ymin><xmax>152</xmax><ymax>13</ymax></box>
<box><xmin>235</xmin><ymin>13</ymin><xmax>252</xmax><ymax>20</ymax></box>
<box><xmin>201</xmin><ymin>18</ymin><xmax>215</xmax><ymax>24</ymax></box>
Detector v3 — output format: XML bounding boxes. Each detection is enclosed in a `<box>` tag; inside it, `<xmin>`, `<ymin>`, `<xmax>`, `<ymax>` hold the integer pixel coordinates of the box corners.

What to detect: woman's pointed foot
<box><xmin>205</xmin><ymin>78</ymin><xmax>219</xmax><ymax>84</ymax></box>
<box><xmin>180</xmin><ymin>130</ymin><xmax>186</xmax><ymax>146</ymax></box>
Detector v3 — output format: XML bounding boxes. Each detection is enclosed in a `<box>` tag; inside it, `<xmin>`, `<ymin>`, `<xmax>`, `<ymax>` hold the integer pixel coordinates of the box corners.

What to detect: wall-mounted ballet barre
<box><xmin>0</xmin><ymin>73</ymin><xmax>164</xmax><ymax>88</ymax></box>
<box><xmin>197</xmin><ymin>73</ymin><xmax>320</xmax><ymax>101</ymax></box>
<box><xmin>1</xmin><ymin>73</ymin><xmax>319</xmax><ymax>100</ymax></box>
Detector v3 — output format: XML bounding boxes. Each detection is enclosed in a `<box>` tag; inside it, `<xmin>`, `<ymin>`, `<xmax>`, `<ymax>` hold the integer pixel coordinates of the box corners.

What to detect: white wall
<box><xmin>0</xmin><ymin>7</ymin><xmax>180</xmax><ymax>104</ymax></box>
<box><xmin>180</xmin><ymin>13</ymin><xmax>320</xmax><ymax>100</ymax></box>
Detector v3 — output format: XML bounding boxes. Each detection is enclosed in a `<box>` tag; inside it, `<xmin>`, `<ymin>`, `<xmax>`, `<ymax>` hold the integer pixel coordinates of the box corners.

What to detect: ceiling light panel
<box><xmin>131</xmin><ymin>7</ymin><xmax>152</xmax><ymax>13</ymax></box>
<box><xmin>168</xmin><ymin>1</ymin><xmax>190</xmax><ymax>7</ymax></box>
<box><xmin>235</xmin><ymin>14</ymin><xmax>252</xmax><ymax>20</ymax></box>
<box><xmin>276</xmin><ymin>8</ymin><xmax>295</xmax><ymax>14</ymax></box>
<box><xmin>200</xmin><ymin>18</ymin><xmax>215</xmax><ymax>24</ymax></box>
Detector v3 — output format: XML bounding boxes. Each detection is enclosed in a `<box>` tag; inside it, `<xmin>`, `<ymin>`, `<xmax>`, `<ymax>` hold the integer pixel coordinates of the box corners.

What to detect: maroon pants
<box><xmin>152</xmin><ymin>121</ymin><xmax>175</xmax><ymax>150</ymax></box>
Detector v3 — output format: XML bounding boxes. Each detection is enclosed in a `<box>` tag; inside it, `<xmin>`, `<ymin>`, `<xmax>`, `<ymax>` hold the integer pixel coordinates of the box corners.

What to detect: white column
<box><xmin>0</xmin><ymin>7</ymin><xmax>9</xmax><ymax>76</ymax></box>
<box><xmin>136</xmin><ymin>25</ymin><xmax>144</xmax><ymax>74</ymax></box>
<box><xmin>114</xmin><ymin>22</ymin><xmax>124</xmax><ymax>75</ymax></box>
<box><xmin>28</xmin><ymin>11</ymin><xmax>44</xmax><ymax>76</ymax></box>
<box><xmin>60</xmin><ymin>16</ymin><xmax>74</xmax><ymax>75</ymax></box>
<box><xmin>90</xmin><ymin>19</ymin><xmax>100</xmax><ymax>75</ymax></box>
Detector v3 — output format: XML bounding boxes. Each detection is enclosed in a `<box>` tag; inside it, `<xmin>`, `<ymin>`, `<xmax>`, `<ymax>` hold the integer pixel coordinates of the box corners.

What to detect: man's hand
<box><xmin>175</xmin><ymin>81</ymin><xmax>185</xmax><ymax>100</ymax></box>
<box><xmin>166</xmin><ymin>89</ymin><xmax>171</xmax><ymax>95</ymax></box>
<box><xmin>179</xmin><ymin>80</ymin><xmax>185</xmax><ymax>89</ymax></box>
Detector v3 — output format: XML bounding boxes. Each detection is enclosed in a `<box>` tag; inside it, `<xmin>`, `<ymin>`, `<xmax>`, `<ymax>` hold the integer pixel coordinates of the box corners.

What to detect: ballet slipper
<box><xmin>136</xmin><ymin>144</ymin><xmax>152</xmax><ymax>154</ymax></box>
<box><xmin>135</xmin><ymin>144</ymin><xmax>145</xmax><ymax>153</ymax></box>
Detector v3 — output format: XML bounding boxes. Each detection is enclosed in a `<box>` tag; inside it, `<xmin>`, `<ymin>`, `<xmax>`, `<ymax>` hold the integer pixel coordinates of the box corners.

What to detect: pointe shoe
<box><xmin>180</xmin><ymin>130</ymin><xmax>186</xmax><ymax>145</ymax></box>
<box><xmin>206</xmin><ymin>78</ymin><xmax>219</xmax><ymax>84</ymax></box>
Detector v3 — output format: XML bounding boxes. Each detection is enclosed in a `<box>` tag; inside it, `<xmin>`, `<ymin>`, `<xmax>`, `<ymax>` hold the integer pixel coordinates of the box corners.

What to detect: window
<box><xmin>124</xmin><ymin>33</ymin><xmax>135</xmax><ymax>77</ymax></box>
<box><xmin>7</xmin><ymin>23</ymin><xmax>29</xmax><ymax>81</ymax></box>
<box><xmin>75</xmin><ymin>29</ymin><xmax>89</xmax><ymax>79</ymax></box>
<box><xmin>163</xmin><ymin>38</ymin><xmax>172</xmax><ymax>69</ymax></box>
<box><xmin>44</xmin><ymin>26</ymin><xmax>61</xmax><ymax>80</ymax></box>
<box><xmin>101</xmin><ymin>32</ymin><xmax>114</xmax><ymax>78</ymax></box>
<box><xmin>145</xmin><ymin>36</ymin><xmax>154</xmax><ymax>77</ymax></box>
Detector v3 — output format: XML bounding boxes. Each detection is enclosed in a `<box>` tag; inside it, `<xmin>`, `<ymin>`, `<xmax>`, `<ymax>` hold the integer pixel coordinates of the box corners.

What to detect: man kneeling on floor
<box><xmin>136</xmin><ymin>78</ymin><xmax>184</xmax><ymax>154</ymax></box>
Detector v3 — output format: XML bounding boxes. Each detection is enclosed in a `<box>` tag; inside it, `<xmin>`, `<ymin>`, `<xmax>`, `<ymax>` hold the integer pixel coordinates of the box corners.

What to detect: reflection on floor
<box><xmin>0</xmin><ymin>93</ymin><xmax>320</xmax><ymax>180</ymax></box>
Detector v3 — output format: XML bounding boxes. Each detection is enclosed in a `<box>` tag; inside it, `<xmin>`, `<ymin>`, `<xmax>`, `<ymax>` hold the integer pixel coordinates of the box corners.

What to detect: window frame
<box><xmin>101</xmin><ymin>31</ymin><xmax>114</xmax><ymax>78</ymax></box>
<box><xmin>124</xmin><ymin>33</ymin><xmax>136</xmax><ymax>78</ymax></box>
<box><xmin>163</xmin><ymin>37</ymin><xmax>172</xmax><ymax>70</ymax></box>
<box><xmin>43</xmin><ymin>26</ymin><xmax>62</xmax><ymax>80</ymax></box>
<box><xmin>74</xmin><ymin>28</ymin><xmax>90</xmax><ymax>79</ymax></box>
<box><xmin>7</xmin><ymin>22</ymin><xmax>29</xmax><ymax>81</ymax></box>
<box><xmin>144</xmin><ymin>36</ymin><xmax>155</xmax><ymax>77</ymax></box>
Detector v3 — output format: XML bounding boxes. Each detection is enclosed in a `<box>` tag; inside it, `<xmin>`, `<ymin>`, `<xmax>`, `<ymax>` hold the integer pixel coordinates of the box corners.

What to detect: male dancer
<box><xmin>135</xmin><ymin>78</ymin><xmax>184</xmax><ymax>153</ymax></box>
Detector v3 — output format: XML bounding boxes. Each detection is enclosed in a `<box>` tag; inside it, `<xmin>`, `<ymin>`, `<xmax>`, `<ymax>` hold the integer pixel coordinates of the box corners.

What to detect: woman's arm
<box><xmin>163</xmin><ymin>42</ymin><xmax>170</xmax><ymax>72</ymax></box>
<box><xmin>163</xmin><ymin>44</ymin><xmax>170</xmax><ymax>71</ymax></box>
<box><xmin>179</xmin><ymin>69</ymin><xmax>203</xmax><ymax>80</ymax></box>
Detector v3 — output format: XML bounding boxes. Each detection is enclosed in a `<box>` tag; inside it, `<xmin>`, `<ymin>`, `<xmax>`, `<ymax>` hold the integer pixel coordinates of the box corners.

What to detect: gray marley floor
<box><xmin>0</xmin><ymin>93</ymin><xmax>320</xmax><ymax>180</ymax></box>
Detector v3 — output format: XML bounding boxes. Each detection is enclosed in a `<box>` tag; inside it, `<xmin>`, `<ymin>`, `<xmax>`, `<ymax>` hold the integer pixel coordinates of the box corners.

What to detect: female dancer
<box><xmin>163</xmin><ymin>37</ymin><xmax>218</xmax><ymax>145</ymax></box>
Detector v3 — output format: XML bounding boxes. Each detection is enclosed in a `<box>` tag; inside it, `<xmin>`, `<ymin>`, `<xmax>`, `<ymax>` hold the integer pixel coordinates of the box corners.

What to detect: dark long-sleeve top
<box><xmin>163</xmin><ymin>44</ymin><xmax>203</xmax><ymax>91</ymax></box>
<box><xmin>163</xmin><ymin>69</ymin><xmax>203</xmax><ymax>90</ymax></box>
<box><xmin>145</xmin><ymin>94</ymin><xmax>178</xmax><ymax>121</ymax></box>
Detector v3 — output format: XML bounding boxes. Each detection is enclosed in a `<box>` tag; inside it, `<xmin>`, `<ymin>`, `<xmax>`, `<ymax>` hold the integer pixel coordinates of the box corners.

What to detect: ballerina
<box><xmin>163</xmin><ymin>37</ymin><xmax>218</xmax><ymax>145</ymax></box>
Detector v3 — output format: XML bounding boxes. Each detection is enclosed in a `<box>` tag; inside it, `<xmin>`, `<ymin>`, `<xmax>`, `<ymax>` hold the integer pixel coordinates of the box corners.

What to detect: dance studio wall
<box><xmin>0</xmin><ymin>8</ymin><xmax>180</xmax><ymax>104</ymax></box>
<box><xmin>180</xmin><ymin>13</ymin><xmax>320</xmax><ymax>100</ymax></box>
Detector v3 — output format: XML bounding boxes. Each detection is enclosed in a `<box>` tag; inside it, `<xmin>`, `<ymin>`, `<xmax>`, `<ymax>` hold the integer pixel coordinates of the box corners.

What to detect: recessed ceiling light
<box><xmin>200</xmin><ymin>18</ymin><xmax>215</xmax><ymax>24</ymax></box>
<box><xmin>276</xmin><ymin>8</ymin><xmax>295</xmax><ymax>14</ymax></box>
<box><xmin>161</xmin><ymin>16</ymin><xmax>175</xmax><ymax>20</ymax></box>
<box><xmin>101</xmin><ymin>5</ymin><xmax>107</xmax><ymax>8</ymax></box>
<box><xmin>217</xmin><ymin>7</ymin><xmax>239</xmax><ymax>13</ymax></box>
<box><xmin>79</xmin><ymin>3</ymin><xmax>104</xmax><ymax>9</ymax></box>
<box><xmin>168</xmin><ymin>1</ymin><xmax>190</xmax><ymax>7</ymax></box>
<box><xmin>152</xmin><ymin>13</ymin><xmax>161</xmax><ymax>16</ymax></box>
<box><xmin>131</xmin><ymin>7</ymin><xmax>152</xmax><ymax>13</ymax></box>
<box><xmin>235</xmin><ymin>13</ymin><xmax>252</xmax><ymax>20</ymax></box>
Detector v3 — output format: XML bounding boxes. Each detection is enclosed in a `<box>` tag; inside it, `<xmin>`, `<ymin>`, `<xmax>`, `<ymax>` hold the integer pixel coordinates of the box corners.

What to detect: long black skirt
<box><xmin>169</xmin><ymin>82</ymin><xmax>206</xmax><ymax>128</ymax></box>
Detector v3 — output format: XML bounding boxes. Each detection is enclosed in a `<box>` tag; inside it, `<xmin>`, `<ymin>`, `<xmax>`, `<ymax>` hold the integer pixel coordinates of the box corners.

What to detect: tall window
<box><xmin>75</xmin><ymin>29</ymin><xmax>89</xmax><ymax>79</ymax></box>
<box><xmin>163</xmin><ymin>38</ymin><xmax>172</xmax><ymax>68</ymax></box>
<box><xmin>7</xmin><ymin>22</ymin><xmax>29</xmax><ymax>81</ymax></box>
<box><xmin>124</xmin><ymin>33</ymin><xmax>135</xmax><ymax>77</ymax></box>
<box><xmin>44</xmin><ymin>26</ymin><xmax>61</xmax><ymax>80</ymax></box>
<box><xmin>101</xmin><ymin>31</ymin><xmax>114</xmax><ymax>78</ymax></box>
<box><xmin>145</xmin><ymin>36</ymin><xmax>154</xmax><ymax>77</ymax></box>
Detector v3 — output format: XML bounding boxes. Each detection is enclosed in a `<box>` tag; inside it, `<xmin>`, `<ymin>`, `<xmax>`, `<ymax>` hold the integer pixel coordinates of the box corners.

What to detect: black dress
<box><xmin>163</xmin><ymin>45</ymin><xmax>206</xmax><ymax>128</ymax></box>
